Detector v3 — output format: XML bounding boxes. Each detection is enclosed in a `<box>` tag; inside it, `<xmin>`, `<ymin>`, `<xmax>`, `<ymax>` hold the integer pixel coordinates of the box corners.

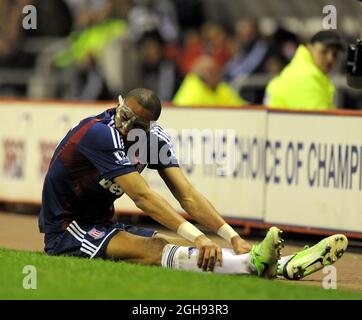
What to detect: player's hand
<box><xmin>194</xmin><ymin>234</ymin><xmax>222</xmax><ymax>272</ymax></box>
<box><xmin>231</xmin><ymin>235</ymin><xmax>252</xmax><ymax>254</ymax></box>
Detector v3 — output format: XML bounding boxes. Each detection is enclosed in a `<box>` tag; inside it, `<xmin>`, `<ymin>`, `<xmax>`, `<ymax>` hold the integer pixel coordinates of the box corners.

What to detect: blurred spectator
<box><xmin>54</xmin><ymin>20</ymin><xmax>127</xmax><ymax>67</ymax></box>
<box><xmin>177</xmin><ymin>23</ymin><xmax>232</xmax><ymax>76</ymax></box>
<box><xmin>138</xmin><ymin>31</ymin><xmax>180</xmax><ymax>101</ymax></box>
<box><xmin>264</xmin><ymin>30</ymin><xmax>345</xmax><ymax>110</ymax></box>
<box><xmin>201</xmin><ymin>23</ymin><xmax>232</xmax><ymax>68</ymax></box>
<box><xmin>65</xmin><ymin>0</ymin><xmax>131</xmax><ymax>30</ymax></box>
<box><xmin>0</xmin><ymin>0</ymin><xmax>73</xmax><ymax>59</ymax></box>
<box><xmin>53</xmin><ymin>5</ymin><xmax>128</xmax><ymax>100</ymax></box>
<box><xmin>262</xmin><ymin>27</ymin><xmax>300</xmax><ymax>82</ymax></box>
<box><xmin>223</xmin><ymin>19</ymin><xmax>271</xmax><ymax>104</ymax></box>
<box><xmin>69</xmin><ymin>54</ymin><xmax>111</xmax><ymax>100</ymax></box>
<box><xmin>29</xmin><ymin>0</ymin><xmax>73</xmax><ymax>36</ymax></box>
<box><xmin>270</xmin><ymin>27</ymin><xmax>300</xmax><ymax>66</ymax></box>
<box><xmin>173</xmin><ymin>56</ymin><xmax>246</xmax><ymax>107</ymax></box>
<box><xmin>0</xmin><ymin>0</ymin><xmax>34</xmax><ymax>67</ymax></box>
<box><xmin>128</xmin><ymin>0</ymin><xmax>180</xmax><ymax>43</ymax></box>
<box><xmin>177</xmin><ymin>29</ymin><xmax>203</xmax><ymax>75</ymax></box>
<box><xmin>65</xmin><ymin>0</ymin><xmax>112</xmax><ymax>30</ymax></box>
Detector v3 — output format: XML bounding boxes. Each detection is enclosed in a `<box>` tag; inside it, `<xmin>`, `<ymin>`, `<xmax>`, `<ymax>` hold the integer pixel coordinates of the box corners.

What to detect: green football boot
<box><xmin>251</xmin><ymin>226</ymin><xmax>284</xmax><ymax>278</ymax></box>
<box><xmin>278</xmin><ymin>234</ymin><xmax>348</xmax><ymax>280</ymax></box>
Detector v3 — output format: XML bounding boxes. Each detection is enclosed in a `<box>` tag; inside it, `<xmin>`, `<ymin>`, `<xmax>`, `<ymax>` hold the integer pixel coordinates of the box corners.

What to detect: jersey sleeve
<box><xmin>78</xmin><ymin>122</ymin><xmax>137</xmax><ymax>179</ymax></box>
<box><xmin>148</xmin><ymin>125</ymin><xmax>179</xmax><ymax>170</ymax></box>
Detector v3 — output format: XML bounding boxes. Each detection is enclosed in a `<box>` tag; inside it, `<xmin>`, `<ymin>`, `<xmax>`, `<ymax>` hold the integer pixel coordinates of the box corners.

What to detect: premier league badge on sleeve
<box><xmin>88</xmin><ymin>228</ymin><xmax>105</xmax><ymax>240</ymax></box>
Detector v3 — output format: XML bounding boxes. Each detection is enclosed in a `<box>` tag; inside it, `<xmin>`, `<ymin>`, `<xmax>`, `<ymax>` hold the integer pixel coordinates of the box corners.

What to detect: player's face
<box><xmin>309</xmin><ymin>43</ymin><xmax>339</xmax><ymax>74</ymax></box>
<box><xmin>116</xmin><ymin>97</ymin><xmax>155</xmax><ymax>136</ymax></box>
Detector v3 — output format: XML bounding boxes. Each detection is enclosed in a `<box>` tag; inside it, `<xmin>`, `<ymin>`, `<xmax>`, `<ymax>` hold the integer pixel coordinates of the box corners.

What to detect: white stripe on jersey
<box><xmin>151</xmin><ymin>125</ymin><xmax>171</xmax><ymax>141</ymax></box>
<box><xmin>151</xmin><ymin>126</ymin><xmax>177</xmax><ymax>159</ymax></box>
<box><xmin>115</xmin><ymin>128</ymin><xmax>123</xmax><ymax>149</ymax></box>
<box><xmin>151</xmin><ymin>126</ymin><xmax>173</xmax><ymax>147</ymax></box>
<box><xmin>109</xmin><ymin>127</ymin><xmax>119</xmax><ymax>149</ymax></box>
<box><xmin>108</xmin><ymin>115</ymin><xmax>115</xmax><ymax>127</ymax></box>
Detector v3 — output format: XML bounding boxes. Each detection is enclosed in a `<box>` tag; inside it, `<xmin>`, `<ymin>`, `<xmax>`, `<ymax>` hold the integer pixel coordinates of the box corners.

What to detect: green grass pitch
<box><xmin>1</xmin><ymin>248</ymin><xmax>361</xmax><ymax>300</ymax></box>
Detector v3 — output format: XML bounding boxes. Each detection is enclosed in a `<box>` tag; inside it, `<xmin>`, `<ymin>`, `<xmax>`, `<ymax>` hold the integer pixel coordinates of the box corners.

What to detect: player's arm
<box><xmin>114</xmin><ymin>172</ymin><xmax>223</xmax><ymax>270</ymax></box>
<box><xmin>158</xmin><ymin>167</ymin><xmax>252</xmax><ymax>254</ymax></box>
<box><xmin>79</xmin><ymin>123</ymin><xmax>221</xmax><ymax>270</ymax></box>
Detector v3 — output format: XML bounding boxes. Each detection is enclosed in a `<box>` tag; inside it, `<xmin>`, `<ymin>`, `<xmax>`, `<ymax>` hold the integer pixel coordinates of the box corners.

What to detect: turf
<box><xmin>0</xmin><ymin>248</ymin><xmax>361</xmax><ymax>300</ymax></box>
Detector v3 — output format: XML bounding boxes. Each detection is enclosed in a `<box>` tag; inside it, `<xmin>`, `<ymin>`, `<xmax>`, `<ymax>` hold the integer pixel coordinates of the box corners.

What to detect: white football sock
<box><xmin>161</xmin><ymin>244</ymin><xmax>257</xmax><ymax>275</ymax></box>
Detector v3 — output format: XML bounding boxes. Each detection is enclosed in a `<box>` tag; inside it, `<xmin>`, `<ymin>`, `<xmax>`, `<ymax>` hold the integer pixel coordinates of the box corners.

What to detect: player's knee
<box><xmin>145</xmin><ymin>237</ymin><xmax>169</xmax><ymax>264</ymax></box>
<box><xmin>149</xmin><ymin>236</ymin><xmax>169</xmax><ymax>254</ymax></box>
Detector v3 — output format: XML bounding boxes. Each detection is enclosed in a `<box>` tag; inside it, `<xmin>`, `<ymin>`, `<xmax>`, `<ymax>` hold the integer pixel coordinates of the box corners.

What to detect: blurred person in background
<box><xmin>269</xmin><ymin>27</ymin><xmax>300</xmax><ymax>67</ymax></box>
<box><xmin>55</xmin><ymin>0</ymin><xmax>128</xmax><ymax>67</ymax></box>
<box><xmin>173</xmin><ymin>55</ymin><xmax>246</xmax><ymax>107</ymax></box>
<box><xmin>54</xmin><ymin>0</ymin><xmax>130</xmax><ymax>100</ymax></box>
<box><xmin>177</xmin><ymin>23</ymin><xmax>232</xmax><ymax>76</ymax></box>
<box><xmin>29</xmin><ymin>0</ymin><xmax>73</xmax><ymax>36</ymax></box>
<box><xmin>177</xmin><ymin>29</ymin><xmax>203</xmax><ymax>75</ymax></box>
<box><xmin>137</xmin><ymin>31</ymin><xmax>180</xmax><ymax>101</ymax></box>
<box><xmin>259</xmin><ymin>27</ymin><xmax>300</xmax><ymax>90</ymax></box>
<box><xmin>0</xmin><ymin>0</ymin><xmax>71</xmax><ymax>65</ymax></box>
<box><xmin>0</xmin><ymin>0</ymin><xmax>72</xmax><ymax>96</ymax></box>
<box><xmin>264</xmin><ymin>30</ymin><xmax>345</xmax><ymax>110</ymax></box>
<box><xmin>0</xmin><ymin>0</ymin><xmax>33</xmax><ymax>67</ymax></box>
<box><xmin>200</xmin><ymin>23</ymin><xmax>232</xmax><ymax>68</ymax></box>
<box><xmin>127</xmin><ymin>0</ymin><xmax>180</xmax><ymax>44</ymax></box>
<box><xmin>64</xmin><ymin>0</ymin><xmax>131</xmax><ymax>31</ymax></box>
<box><xmin>69</xmin><ymin>54</ymin><xmax>111</xmax><ymax>100</ymax></box>
<box><xmin>223</xmin><ymin>18</ymin><xmax>270</xmax><ymax>104</ymax></box>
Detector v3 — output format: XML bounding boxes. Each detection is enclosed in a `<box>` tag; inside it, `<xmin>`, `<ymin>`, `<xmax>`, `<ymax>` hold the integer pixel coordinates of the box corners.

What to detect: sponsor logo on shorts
<box><xmin>88</xmin><ymin>228</ymin><xmax>105</xmax><ymax>240</ymax></box>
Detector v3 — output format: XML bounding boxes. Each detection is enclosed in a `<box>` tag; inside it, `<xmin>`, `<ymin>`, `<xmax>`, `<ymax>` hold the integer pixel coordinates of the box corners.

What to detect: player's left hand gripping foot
<box><xmin>250</xmin><ymin>226</ymin><xmax>284</xmax><ymax>279</ymax></box>
<box><xmin>279</xmin><ymin>234</ymin><xmax>348</xmax><ymax>280</ymax></box>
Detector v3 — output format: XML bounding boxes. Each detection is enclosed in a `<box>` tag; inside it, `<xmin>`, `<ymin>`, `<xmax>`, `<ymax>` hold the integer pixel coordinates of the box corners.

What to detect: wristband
<box><xmin>217</xmin><ymin>223</ymin><xmax>239</xmax><ymax>243</ymax></box>
<box><xmin>177</xmin><ymin>221</ymin><xmax>204</xmax><ymax>242</ymax></box>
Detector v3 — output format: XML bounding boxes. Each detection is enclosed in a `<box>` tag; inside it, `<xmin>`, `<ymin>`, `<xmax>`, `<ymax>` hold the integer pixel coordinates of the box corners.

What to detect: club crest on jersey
<box><xmin>88</xmin><ymin>228</ymin><xmax>105</xmax><ymax>239</ymax></box>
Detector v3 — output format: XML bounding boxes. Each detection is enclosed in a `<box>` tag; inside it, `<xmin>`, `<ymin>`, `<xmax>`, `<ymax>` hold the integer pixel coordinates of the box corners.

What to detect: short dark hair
<box><xmin>309</xmin><ymin>30</ymin><xmax>345</xmax><ymax>51</ymax></box>
<box><xmin>126</xmin><ymin>88</ymin><xmax>162</xmax><ymax>120</ymax></box>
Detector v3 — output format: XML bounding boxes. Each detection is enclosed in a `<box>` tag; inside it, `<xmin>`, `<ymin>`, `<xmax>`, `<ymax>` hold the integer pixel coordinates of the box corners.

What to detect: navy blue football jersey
<box><xmin>39</xmin><ymin>108</ymin><xmax>178</xmax><ymax>234</ymax></box>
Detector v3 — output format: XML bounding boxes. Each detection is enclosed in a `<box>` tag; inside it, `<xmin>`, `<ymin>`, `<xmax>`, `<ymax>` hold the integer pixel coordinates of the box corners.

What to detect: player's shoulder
<box><xmin>83</xmin><ymin>121</ymin><xmax>124</xmax><ymax>150</ymax></box>
<box><xmin>150</xmin><ymin>123</ymin><xmax>173</xmax><ymax>144</ymax></box>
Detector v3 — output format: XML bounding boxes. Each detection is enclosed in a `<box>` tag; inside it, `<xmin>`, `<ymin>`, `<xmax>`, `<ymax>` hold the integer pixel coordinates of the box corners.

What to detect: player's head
<box><xmin>115</xmin><ymin>88</ymin><xmax>161</xmax><ymax>136</ymax></box>
<box><xmin>307</xmin><ymin>30</ymin><xmax>344</xmax><ymax>74</ymax></box>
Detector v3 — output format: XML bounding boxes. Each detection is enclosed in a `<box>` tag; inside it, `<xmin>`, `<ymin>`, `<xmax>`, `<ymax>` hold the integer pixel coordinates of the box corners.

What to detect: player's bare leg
<box><xmin>106</xmin><ymin>227</ymin><xmax>283</xmax><ymax>278</ymax></box>
<box><xmin>154</xmin><ymin>233</ymin><xmax>193</xmax><ymax>247</ymax></box>
<box><xmin>106</xmin><ymin>231</ymin><xmax>257</xmax><ymax>274</ymax></box>
<box><xmin>105</xmin><ymin>231</ymin><xmax>168</xmax><ymax>265</ymax></box>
